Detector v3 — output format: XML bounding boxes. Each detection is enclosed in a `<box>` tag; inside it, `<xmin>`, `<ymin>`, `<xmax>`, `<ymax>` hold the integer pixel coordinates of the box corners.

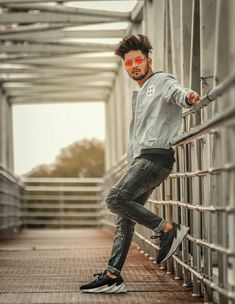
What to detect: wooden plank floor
<box><xmin>0</xmin><ymin>228</ymin><xmax>203</xmax><ymax>304</ymax></box>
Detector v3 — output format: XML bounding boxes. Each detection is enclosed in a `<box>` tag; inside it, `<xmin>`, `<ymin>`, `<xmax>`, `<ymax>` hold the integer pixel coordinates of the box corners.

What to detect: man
<box><xmin>80</xmin><ymin>34</ymin><xmax>200</xmax><ymax>293</ymax></box>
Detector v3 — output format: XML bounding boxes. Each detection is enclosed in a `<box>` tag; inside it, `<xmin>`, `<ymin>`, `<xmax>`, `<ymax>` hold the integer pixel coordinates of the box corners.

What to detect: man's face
<box><xmin>123</xmin><ymin>50</ymin><xmax>152</xmax><ymax>81</ymax></box>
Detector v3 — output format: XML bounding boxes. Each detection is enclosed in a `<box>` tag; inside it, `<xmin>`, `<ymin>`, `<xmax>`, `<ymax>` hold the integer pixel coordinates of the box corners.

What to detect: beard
<box><xmin>130</xmin><ymin>65</ymin><xmax>149</xmax><ymax>81</ymax></box>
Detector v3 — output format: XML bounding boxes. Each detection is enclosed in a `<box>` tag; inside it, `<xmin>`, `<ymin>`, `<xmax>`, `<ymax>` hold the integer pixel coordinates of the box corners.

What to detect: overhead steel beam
<box><xmin>6</xmin><ymin>90</ymin><xmax>112</xmax><ymax>98</ymax></box>
<box><xmin>0</xmin><ymin>72</ymin><xmax>115</xmax><ymax>83</ymax></box>
<box><xmin>0</xmin><ymin>12</ymin><xmax>128</xmax><ymax>24</ymax></box>
<box><xmin>2</xmin><ymin>3</ymin><xmax>131</xmax><ymax>19</ymax></box>
<box><xmin>0</xmin><ymin>50</ymin><xmax>116</xmax><ymax>62</ymax></box>
<box><xmin>0</xmin><ymin>67</ymin><xmax>116</xmax><ymax>78</ymax></box>
<box><xmin>0</xmin><ymin>0</ymin><xmax>132</xmax><ymax>2</ymax></box>
<box><xmin>9</xmin><ymin>92</ymin><xmax>109</xmax><ymax>104</ymax></box>
<box><xmin>4</xmin><ymin>84</ymin><xmax>112</xmax><ymax>95</ymax></box>
<box><xmin>0</xmin><ymin>23</ymin><xmax>71</xmax><ymax>35</ymax></box>
<box><xmin>131</xmin><ymin>0</ymin><xmax>144</xmax><ymax>22</ymax></box>
<box><xmin>0</xmin><ymin>28</ymin><xmax>127</xmax><ymax>41</ymax></box>
<box><xmin>7</xmin><ymin>86</ymin><xmax>109</xmax><ymax>97</ymax></box>
<box><xmin>3</xmin><ymin>81</ymin><xmax>112</xmax><ymax>89</ymax></box>
<box><xmin>0</xmin><ymin>77</ymin><xmax>115</xmax><ymax>87</ymax></box>
<box><xmin>10</xmin><ymin>89</ymin><xmax>109</xmax><ymax>98</ymax></box>
<box><xmin>0</xmin><ymin>66</ymin><xmax>116</xmax><ymax>74</ymax></box>
<box><xmin>0</xmin><ymin>0</ymin><xmax>135</xmax><ymax>108</ymax></box>
<box><xmin>1</xmin><ymin>71</ymin><xmax>115</xmax><ymax>78</ymax></box>
<box><xmin>0</xmin><ymin>72</ymin><xmax>116</xmax><ymax>82</ymax></box>
<box><xmin>0</xmin><ymin>58</ymin><xmax>115</xmax><ymax>66</ymax></box>
<box><xmin>0</xmin><ymin>55</ymin><xmax>119</xmax><ymax>66</ymax></box>
<box><xmin>3</xmin><ymin>80</ymin><xmax>113</xmax><ymax>88</ymax></box>
<box><xmin>0</xmin><ymin>42</ymin><xmax>116</xmax><ymax>53</ymax></box>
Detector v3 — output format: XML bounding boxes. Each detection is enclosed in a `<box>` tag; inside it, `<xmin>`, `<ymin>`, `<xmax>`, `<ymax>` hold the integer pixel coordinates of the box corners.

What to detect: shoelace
<box><xmin>150</xmin><ymin>232</ymin><xmax>162</xmax><ymax>240</ymax></box>
<box><xmin>93</xmin><ymin>272</ymin><xmax>105</xmax><ymax>281</ymax></box>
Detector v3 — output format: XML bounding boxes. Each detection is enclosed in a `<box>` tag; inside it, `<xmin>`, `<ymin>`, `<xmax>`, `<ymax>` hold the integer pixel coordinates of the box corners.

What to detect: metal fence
<box><xmin>0</xmin><ymin>166</ymin><xmax>22</xmax><ymax>238</ymax></box>
<box><xmin>21</xmin><ymin>177</ymin><xmax>103</xmax><ymax>228</ymax></box>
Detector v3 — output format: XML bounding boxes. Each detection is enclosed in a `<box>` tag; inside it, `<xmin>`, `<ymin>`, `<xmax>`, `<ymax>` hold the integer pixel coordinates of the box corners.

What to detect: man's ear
<box><xmin>147</xmin><ymin>57</ymin><xmax>152</xmax><ymax>66</ymax></box>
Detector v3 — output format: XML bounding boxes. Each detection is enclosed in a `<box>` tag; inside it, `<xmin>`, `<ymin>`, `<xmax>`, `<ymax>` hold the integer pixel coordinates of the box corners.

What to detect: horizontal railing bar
<box><xmin>183</xmin><ymin>72</ymin><xmax>235</xmax><ymax>117</ymax></box>
<box><xmin>171</xmin><ymin>104</ymin><xmax>235</xmax><ymax>146</ymax></box>
<box><xmin>22</xmin><ymin>194</ymin><xmax>101</xmax><ymax>201</ymax></box>
<box><xmin>21</xmin><ymin>177</ymin><xmax>103</xmax><ymax>183</ymax></box>
<box><xmin>168</xmin><ymin>163</ymin><xmax>235</xmax><ymax>178</ymax></box>
<box><xmin>148</xmin><ymin>199</ymin><xmax>235</xmax><ymax>213</ymax></box>
<box><xmin>24</xmin><ymin>186</ymin><xmax>102</xmax><ymax>192</ymax></box>
<box><xmin>0</xmin><ymin>202</ymin><xmax>21</xmax><ymax>208</ymax></box>
<box><xmin>23</xmin><ymin>212</ymin><xmax>101</xmax><ymax>217</ymax></box>
<box><xmin>186</xmin><ymin>234</ymin><xmax>235</xmax><ymax>256</ymax></box>
<box><xmin>22</xmin><ymin>203</ymin><xmax>101</xmax><ymax>209</ymax></box>
<box><xmin>0</xmin><ymin>214</ymin><xmax>21</xmax><ymax>218</ymax></box>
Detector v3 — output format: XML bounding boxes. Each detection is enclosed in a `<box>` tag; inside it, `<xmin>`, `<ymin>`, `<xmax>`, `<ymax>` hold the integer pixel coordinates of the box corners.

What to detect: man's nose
<box><xmin>132</xmin><ymin>61</ymin><xmax>138</xmax><ymax>68</ymax></box>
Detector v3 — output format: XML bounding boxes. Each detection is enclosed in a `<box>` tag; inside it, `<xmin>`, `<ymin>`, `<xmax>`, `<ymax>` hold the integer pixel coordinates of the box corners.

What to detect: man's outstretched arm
<box><xmin>164</xmin><ymin>74</ymin><xmax>201</xmax><ymax>108</ymax></box>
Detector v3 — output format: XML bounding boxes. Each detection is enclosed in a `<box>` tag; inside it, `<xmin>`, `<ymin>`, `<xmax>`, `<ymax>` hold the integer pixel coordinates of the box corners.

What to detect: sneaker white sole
<box><xmin>105</xmin><ymin>282</ymin><xmax>128</xmax><ymax>293</ymax></box>
<box><xmin>160</xmin><ymin>225</ymin><xmax>189</xmax><ymax>263</ymax></box>
<box><xmin>80</xmin><ymin>282</ymin><xmax>128</xmax><ymax>294</ymax></box>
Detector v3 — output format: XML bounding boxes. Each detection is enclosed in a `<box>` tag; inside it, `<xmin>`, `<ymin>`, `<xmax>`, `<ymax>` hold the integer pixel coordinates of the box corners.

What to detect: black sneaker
<box><xmin>153</xmin><ymin>223</ymin><xmax>189</xmax><ymax>264</ymax></box>
<box><xmin>80</xmin><ymin>271</ymin><xmax>128</xmax><ymax>293</ymax></box>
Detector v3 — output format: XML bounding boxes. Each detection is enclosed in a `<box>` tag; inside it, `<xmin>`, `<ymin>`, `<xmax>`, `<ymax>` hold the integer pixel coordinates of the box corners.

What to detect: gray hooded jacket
<box><xmin>127</xmin><ymin>72</ymin><xmax>195</xmax><ymax>163</ymax></box>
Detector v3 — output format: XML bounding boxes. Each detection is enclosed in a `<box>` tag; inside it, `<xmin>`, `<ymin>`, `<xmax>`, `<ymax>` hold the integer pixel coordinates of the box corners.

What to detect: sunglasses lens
<box><xmin>135</xmin><ymin>58</ymin><xmax>144</xmax><ymax>65</ymax></box>
<box><xmin>124</xmin><ymin>57</ymin><xmax>145</xmax><ymax>68</ymax></box>
<box><xmin>125</xmin><ymin>60</ymin><xmax>132</xmax><ymax>68</ymax></box>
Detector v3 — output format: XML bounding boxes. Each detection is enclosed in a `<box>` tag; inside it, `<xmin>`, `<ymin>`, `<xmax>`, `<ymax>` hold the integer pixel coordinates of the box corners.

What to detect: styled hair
<box><xmin>115</xmin><ymin>34</ymin><xmax>153</xmax><ymax>59</ymax></box>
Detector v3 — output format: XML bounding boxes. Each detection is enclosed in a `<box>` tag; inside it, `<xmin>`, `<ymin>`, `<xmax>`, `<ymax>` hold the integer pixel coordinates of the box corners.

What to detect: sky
<box><xmin>13</xmin><ymin>102</ymin><xmax>105</xmax><ymax>176</ymax></box>
<box><xmin>12</xmin><ymin>1</ymin><xmax>137</xmax><ymax>176</ymax></box>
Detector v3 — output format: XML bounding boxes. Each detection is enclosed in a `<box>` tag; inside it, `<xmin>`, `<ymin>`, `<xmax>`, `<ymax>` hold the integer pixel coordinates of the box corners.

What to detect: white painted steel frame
<box><xmin>21</xmin><ymin>177</ymin><xmax>103</xmax><ymax>228</ymax></box>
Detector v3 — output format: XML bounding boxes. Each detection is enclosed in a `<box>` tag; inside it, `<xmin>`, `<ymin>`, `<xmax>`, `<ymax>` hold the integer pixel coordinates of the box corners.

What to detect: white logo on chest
<box><xmin>146</xmin><ymin>85</ymin><xmax>155</xmax><ymax>97</ymax></box>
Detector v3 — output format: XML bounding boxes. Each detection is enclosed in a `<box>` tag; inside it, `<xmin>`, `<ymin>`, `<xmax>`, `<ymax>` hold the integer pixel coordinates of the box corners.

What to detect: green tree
<box><xmin>25</xmin><ymin>138</ymin><xmax>104</xmax><ymax>177</ymax></box>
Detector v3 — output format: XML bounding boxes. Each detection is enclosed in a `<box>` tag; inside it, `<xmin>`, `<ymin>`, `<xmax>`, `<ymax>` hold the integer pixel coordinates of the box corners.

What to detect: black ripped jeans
<box><xmin>105</xmin><ymin>157</ymin><xmax>172</xmax><ymax>276</ymax></box>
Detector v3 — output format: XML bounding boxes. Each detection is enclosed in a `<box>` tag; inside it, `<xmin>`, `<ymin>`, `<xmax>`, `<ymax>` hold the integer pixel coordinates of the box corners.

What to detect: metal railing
<box><xmin>102</xmin><ymin>73</ymin><xmax>235</xmax><ymax>304</ymax></box>
<box><xmin>0</xmin><ymin>166</ymin><xmax>22</xmax><ymax>238</ymax></box>
<box><xmin>21</xmin><ymin>177</ymin><xmax>103</xmax><ymax>228</ymax></box>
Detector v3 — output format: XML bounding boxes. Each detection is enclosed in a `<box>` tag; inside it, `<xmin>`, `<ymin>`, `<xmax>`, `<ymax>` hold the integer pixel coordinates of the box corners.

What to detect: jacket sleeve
<box><xmin>164</xmin><ymin>74</ymin><xmax>195</xmax><ymax>109</ymax></box>
<box><xmin>127</xmin><ymin>141</ymin><xmax>134</xmax><ymax>164</ymax></box>
<box><xmin>127</xmin><ymin>121</ymin><xmax>134</xmax><ymax>164</ymax></box>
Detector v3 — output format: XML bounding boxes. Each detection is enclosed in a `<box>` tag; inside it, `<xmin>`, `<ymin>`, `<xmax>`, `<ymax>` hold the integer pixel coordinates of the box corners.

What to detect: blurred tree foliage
<box><xmin>25</xmin><ymin>138</ymin><xmax>104</xmax><ymax>177</ymax></box>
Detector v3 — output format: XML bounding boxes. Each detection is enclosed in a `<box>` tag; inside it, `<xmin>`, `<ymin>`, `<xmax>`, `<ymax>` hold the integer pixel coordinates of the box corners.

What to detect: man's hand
<box><xmin>186</xmin><ymin>92</ymin><xmax>201</xmax><ymax>105</ymax></box>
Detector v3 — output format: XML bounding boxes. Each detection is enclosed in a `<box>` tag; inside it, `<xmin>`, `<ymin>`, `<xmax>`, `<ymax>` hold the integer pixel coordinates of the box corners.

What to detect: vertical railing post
<box><xmin>191</xmin><ymin>138</ymin><xmax>202</xmax><ymax>297</ymax></box>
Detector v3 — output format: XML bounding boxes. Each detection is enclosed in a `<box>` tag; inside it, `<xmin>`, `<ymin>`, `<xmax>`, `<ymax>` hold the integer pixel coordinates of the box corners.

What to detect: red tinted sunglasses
<box><xmin>124</xmin><ymin>56</ymin><xmax>145</xmax><ymax>68</ymax></box>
